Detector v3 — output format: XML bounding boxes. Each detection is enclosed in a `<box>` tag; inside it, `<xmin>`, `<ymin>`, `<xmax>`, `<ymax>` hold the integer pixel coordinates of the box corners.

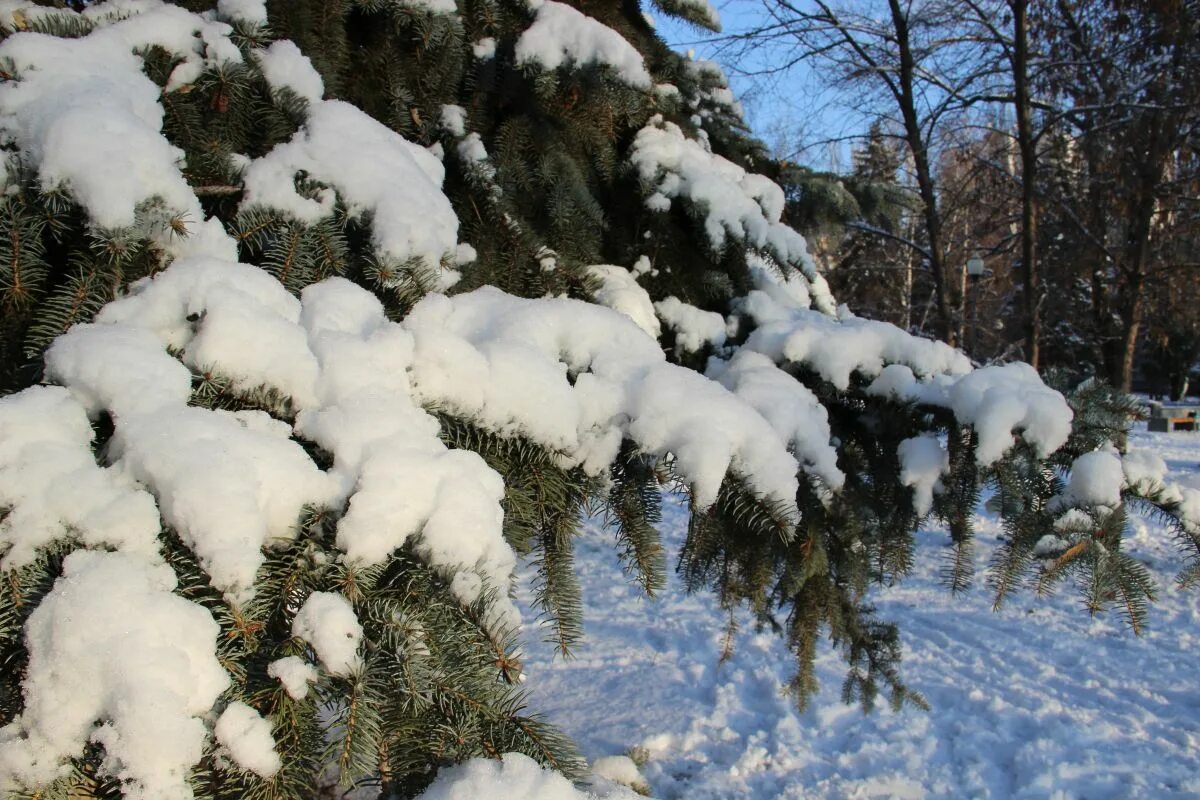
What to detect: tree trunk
<box><xmin>888</xmin><ymin>0</ymin><xmax>953</xmax><ymax>346</ymax></box>
<box><xmin>1011</xmin><ymin>0</ymin><xmax>1040</xmax><ymax>368</ymax></box>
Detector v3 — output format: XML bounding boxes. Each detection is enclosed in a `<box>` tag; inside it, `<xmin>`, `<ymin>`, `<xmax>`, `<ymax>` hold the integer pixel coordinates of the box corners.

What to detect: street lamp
<box><xmin>966</xmin><ymin>254</ymin><xmax>985</xmax><ymax>280</ymax></box>
<box><xmin>966</xmin><ymin>254</ymin><xmax>985</xmax><ymax>357</ymax></box>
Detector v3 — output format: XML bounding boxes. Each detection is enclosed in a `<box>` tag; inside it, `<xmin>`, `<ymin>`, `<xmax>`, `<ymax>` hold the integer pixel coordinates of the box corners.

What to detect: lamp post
<box><xmin>966</xmin><ymin>255</ymin><xmax>984</xmax><ymax>357</ymax></box>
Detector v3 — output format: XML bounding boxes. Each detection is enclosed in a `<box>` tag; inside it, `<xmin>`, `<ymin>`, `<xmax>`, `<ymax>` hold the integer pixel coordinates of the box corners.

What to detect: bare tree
<box><xmin>1035</xmin><ymin>0</ymin><xmax>1200</xmax><ymax>389</ymax></box>
<box><xmin>718</xmin><ymin>0</ymin><xmax>997</xmax><ymax>346</ymax></box>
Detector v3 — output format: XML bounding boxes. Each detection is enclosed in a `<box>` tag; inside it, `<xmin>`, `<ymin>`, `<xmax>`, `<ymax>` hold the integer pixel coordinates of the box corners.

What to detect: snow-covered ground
<box><xmin>518</xmin><ymin>425</ymin><xmax>1200</xmax><ymax>799</ymax></box>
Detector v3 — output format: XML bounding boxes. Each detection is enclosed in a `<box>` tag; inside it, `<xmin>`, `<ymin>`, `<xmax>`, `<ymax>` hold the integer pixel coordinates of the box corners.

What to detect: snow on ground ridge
<box><xmin>518</xmin><ymin>425</ymin><xmax>1200</xmax><ymax>799</ymax></box>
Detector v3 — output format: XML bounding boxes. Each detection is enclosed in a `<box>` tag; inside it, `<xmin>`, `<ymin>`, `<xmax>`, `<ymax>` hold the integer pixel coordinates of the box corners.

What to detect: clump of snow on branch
<box><xmin>655</xmin><ymin>296</ymin><xmax>726</xmax><ymax>353</ymax></box>
<box><xmin>1121</xmin><ymin>448</ymin><xmax>1169</xmax><ymax>494</ymax></box>
<box><xmin>403</xmin><ymin>287</ymin><xmax>801</xmax><ymax>512</ymax></box>
<box><xmin>705</xmin><ymin>350</ymin><xmax>842</xmax><ymax>491</ymax></box>
<box><xmin>415</xmin><ymin>752</ymin><xmax>639</xmax><ymax>800</ymax></box>
<box><xmin>868</xmin><ymin>363</ymin><xmax>1073</xmax><ymax>465</ymax></box>
<box><xmin>214</xmin><ymin>702</ymin><xmax>281</xmax><ymax>778</ymax></box>
<box><xmin>56</xmin><ymin>258</ymin><xmax>521</xmax><ymax>625</ymax></box>
<box><xmin>240</xmin><ymin>99</ymin><xmax>463</xmax><ymax>288</ymax></box>
<box><xmin>0</xmin><ymin>551</ymin><xmax>231</xmax><ymax>800</ymax></box>
<box><xmin>682</xmin><ymin>58</ymin><xmax>742</xmax><ymax>118</ymax></box>
<box><xmin>0</xmin><ymin>386</ymin><xmax>162</xmax><ymax>569</ymax></box>
<box><xmin>588</xmin><ymin>264</ymin><xmax>661</xmax><ymax>339</ymax></box>
<box><xmin>111</xmin><ymin>405</ymin><xmax>336</xmax><ymax>605</ymax></box>
<box><xmin>0</xmin><ymin>3</ymin><xmax>218</xmax><ymax>229</ymax></box>
<box><xmin>293</xmin><ymin>591</ymin><xmax>364</xmax><ymax>677</ymax></box>
<box><xmin>254</xmin><ymin>39</ymin><xmax>325</xmax><ymax>104</ymax></box>
<box><xmin>515</xmin><ymin>0</ymin><xmax>652</xmax><ymax>89</ymax></box>
<box><xmin>1053</xmin><ymin>448</ymin><xmax>1200</xmax><ymax>533</ymax></box>
<box><xmin>473</xmin><ymin>37</ymin><xmax>497</xmax><ymax>59</ymax></box>
<box><xmin>630</xmin><ymin>117</ymin><xmax>828</xmax><ymax>306</ymax></box>
<box><xmin>897</xmin><ymin>435</ymin><xmax>949</xmax><ymax>516</ymax></box>
<box><xmin>1061</xmin><ymin>451</ymin><xmax>1125</xmax><ymax>509</ymax></box>
<box><xmin>268</xmin><ymin>656</ymin><xmax>320</xmax><ymax>700</ymax></box>
<box><xmin>394</xmin><ymin>0</ymin><xmax>458</xmax><ymax>15</ymax></box>
<box><xmin>590</xmin><ymin>755</ymin><xmax>650</xmax><ymax>794</ymax></box>
<box><xmin>216</xmin><ymin>0</ymin><xmax>268</xmax><ymax>26</ymax></box>
<box><xmin>732</xmin><ymin>267</ymin><xmax>1070</xmax><ymax>467</ymax></box>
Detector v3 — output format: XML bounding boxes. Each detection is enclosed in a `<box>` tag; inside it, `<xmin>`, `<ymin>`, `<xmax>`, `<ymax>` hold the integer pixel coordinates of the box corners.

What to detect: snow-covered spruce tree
<box><xmin>0</xmin><ymin>1</ymin><xmax>1199</xmax><ymax>799</ymax></box>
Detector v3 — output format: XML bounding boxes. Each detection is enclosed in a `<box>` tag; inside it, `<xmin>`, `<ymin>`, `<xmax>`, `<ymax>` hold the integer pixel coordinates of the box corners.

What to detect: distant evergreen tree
<box><xmin>0</xmin><ymin>2</ymin><xmax>1196</xmax><ymax>799</ymax></box>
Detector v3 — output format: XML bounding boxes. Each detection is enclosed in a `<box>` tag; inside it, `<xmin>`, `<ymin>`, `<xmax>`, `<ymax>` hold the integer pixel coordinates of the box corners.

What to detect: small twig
<box><xmin>193</xmin><ymin>184</ymin><xmax>244</xmax><ymax>197</ymax></box>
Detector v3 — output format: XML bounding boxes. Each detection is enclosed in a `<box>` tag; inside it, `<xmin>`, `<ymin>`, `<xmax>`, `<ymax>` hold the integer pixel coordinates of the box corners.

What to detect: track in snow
<box><xmin>517</xmin><ymin>426</ymin><xmax>1200</xmax><ymax>799</ymax></box>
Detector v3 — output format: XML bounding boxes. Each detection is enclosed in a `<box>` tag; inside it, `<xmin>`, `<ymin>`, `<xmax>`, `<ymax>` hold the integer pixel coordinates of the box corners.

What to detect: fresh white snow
<box><xmin>214</xmin><ymin>702</ymin><xmax>281</xmax><ymax>778</ymax></box>
<box><xmin>240</xmin><ymin>99</ymin><xmax>463</xmax><ymax>287</ymax></box>
<box><xmin>515</xmin><ymin>0</ymin><xmax>652</xmax><ymax>89</ymax></box>
<box><xmin>292</xmin><ymin>591</ymin><xmax>364</xmax><ymax>678</ymax></box>
<box><xmin>518</xmin><ymin>425</ymin><xmax>1200</xmax><ymax>799</ymax></box>
<box><xmin>0</xmin><ymin>551</ymin><xmax>231</xmax><ymax>800</ymax></box>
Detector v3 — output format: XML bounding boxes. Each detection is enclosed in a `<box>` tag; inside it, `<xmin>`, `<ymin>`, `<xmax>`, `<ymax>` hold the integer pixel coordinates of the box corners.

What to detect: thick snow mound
<box><xmin>0</xmin><ymin>385</ymin><xmax>162</xmax><ymax>569</ymax></box>
<box><xmin>241</xmin><ymin>100</ymin><xmax>462</xmax><ymax>286</ymax></box>
<box><xmin>255</xmin><ymin>39</ymin><xmax>325</xmax><ymax>104</ymax></box>
<box><xmin>404</xmin><ymin>287</ymin><xmax>801</xmax><ymax>512</ymax></box>
<box><xmin>588</xmin><ymin>264</ymin><xmax>661</xmax><ymax>339</ymax></box>
<box><xmin>0</xmin><ymin>551</ymin><xmax>230</xmax><ymax>800</ymax></box>
<box><xmin>630</xmin><ymin>117</ymin><xmax>830</xmax><ymax>311</ymax></box>
<box><xmin>214</xmin><ymin>702</ymin><xmax>281</xmax><ymax>778</ymax></box>
<box><xmin>655</xmin><ymin>296</ymin><xmax>727</xmax><ymax>353</ymax></box>
<box><xmin>515</xmin><ymin>0</ymin><xmax>652</xmax><ymax>88</ymax></box>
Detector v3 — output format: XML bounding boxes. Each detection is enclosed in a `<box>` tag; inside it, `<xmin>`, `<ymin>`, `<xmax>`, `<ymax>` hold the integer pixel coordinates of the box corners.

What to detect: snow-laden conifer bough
<box><xmin>0</xmin><ymin>1</ymin><xmax>1197</xmax><ymax>799</ymax></box>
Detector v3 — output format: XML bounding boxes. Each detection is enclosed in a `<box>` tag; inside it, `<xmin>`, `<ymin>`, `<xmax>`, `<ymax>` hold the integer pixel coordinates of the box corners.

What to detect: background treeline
<box><xmin>719</xmin><ymin>0</ymin><xmax>1200</xmax><ymax>397</ymax></box>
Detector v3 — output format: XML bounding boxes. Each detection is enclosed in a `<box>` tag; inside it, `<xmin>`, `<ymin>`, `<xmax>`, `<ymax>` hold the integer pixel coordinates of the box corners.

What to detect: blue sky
<box><xmin>652</xmin><ymin>0</ymin><xmax>863</xmax><ymax>170</ymax></box>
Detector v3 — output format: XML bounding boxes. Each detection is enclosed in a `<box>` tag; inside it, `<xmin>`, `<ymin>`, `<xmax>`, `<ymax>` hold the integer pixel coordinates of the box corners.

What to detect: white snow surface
<box><xmin>735</xmin><ymin>274</ymin><xmax>1071</xmax><ymax>467</ymax></box>
<box><xmin>217</xmin><ymin>0</ymin><xmax>267</xmax><ymax>25</ymax></box>
<box><xmin>394</xmin><ymin>0</ymin><xmax>458</xmax><ymax>14</ymax></box>
<box><xmin>441</xmin><ymin>104</ymin><xmax>469</xmax><ymax>137</ymax></box>
<box><xmin>255</xmin><ymin>39</ymin><xmax>325</xmax><ymax>104</ymax></box>
<box><xmin>240</xmin><ymin>99</ymin><xmax>462</xmax><ymax>285</ymax></box>
<box><xmin>654</xmin><ymin>296</ymin><xmax>726</xmax><ymax>353</ymax></box>
<box><xmin>518</xmin><ymin>424</ymin><xmax>1200</xmax><ymax>799</ymax></box>
<box><xmin>267</xmin><ymin>656</ymin><xmax>320</xmax><ymax>700</ymax></box>
<box><xmin>588</xmin><ymin>264</ymin><xmax>661</xmax><ymax>339</ymax></box>
<box><xmin>1063</xmin><ymin>450</ymin><xmax>1126</xmax><ymax>508</ymax></box>
<box><xmin>630</xmin><ymin>117</ymin><xmax>826</xmax><ymax>306</ymax></box>
<box><xmin>705</xmin><ymin>350</ymin><xmax>842</xmax><ymax>490</ymax></box>
<box><xmin>590</xmin><ymin>755</ymin><xmax>648</xmax><ymax>793</ymax></box>
<box><xmin>472</xmin><ymin>36</ymin><xmax>497</xmax><ymax>59</ymax></box>
<box><xmin>403</xmin><ymin>287</ymin><xmax>801</xmax><ymax>512</ymax></box>
<box><xmin>0</xmin><ymin>5</ymin><xmax>209</xmax><ymax>229</ymax></box>
<box><xmin>869</xmin><ymin>363</ymin><xmax>1074</xmax><ymax>466</ymax></box>
<box><xmin>416</xmin><ymin>752</ymin><xmax>639</xmax><ymax>800</ymax></box>
<box><xmin>292</xmin><ymin>591</ymin><xmax>364</xmax><ymax>677</ymax></box>
<box><xmin>110</xmin><ymin>405</ymin><xmax>335</xmax><ymax>605</ymax></box>
<box><xmin>0</xmin><ymin>551</ymin><xmax>230</xmax><ymax>800</ymax></box>
<box><xmin>0</xmin><ymin>386</ymin><xmax>162</xmax><ymax>568</ymax></box>
<box><xmin>214</xmin><ymin>702</ymin><xmax>281</xmax><ymax>778</ymax></box>
<box><xmin>61</xmin><ymin>261</ymin><xmax>521</xmax><ymax>622</ymax></box>
<box><xmin>898</xmin><ymin>434</ymin><xmax>949</xmax><ymax>516</ymax></box>
<box><xmin>515</xmin><ymin>0</ymin><xmax>652</xmax><ymax>89</ymax></box>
